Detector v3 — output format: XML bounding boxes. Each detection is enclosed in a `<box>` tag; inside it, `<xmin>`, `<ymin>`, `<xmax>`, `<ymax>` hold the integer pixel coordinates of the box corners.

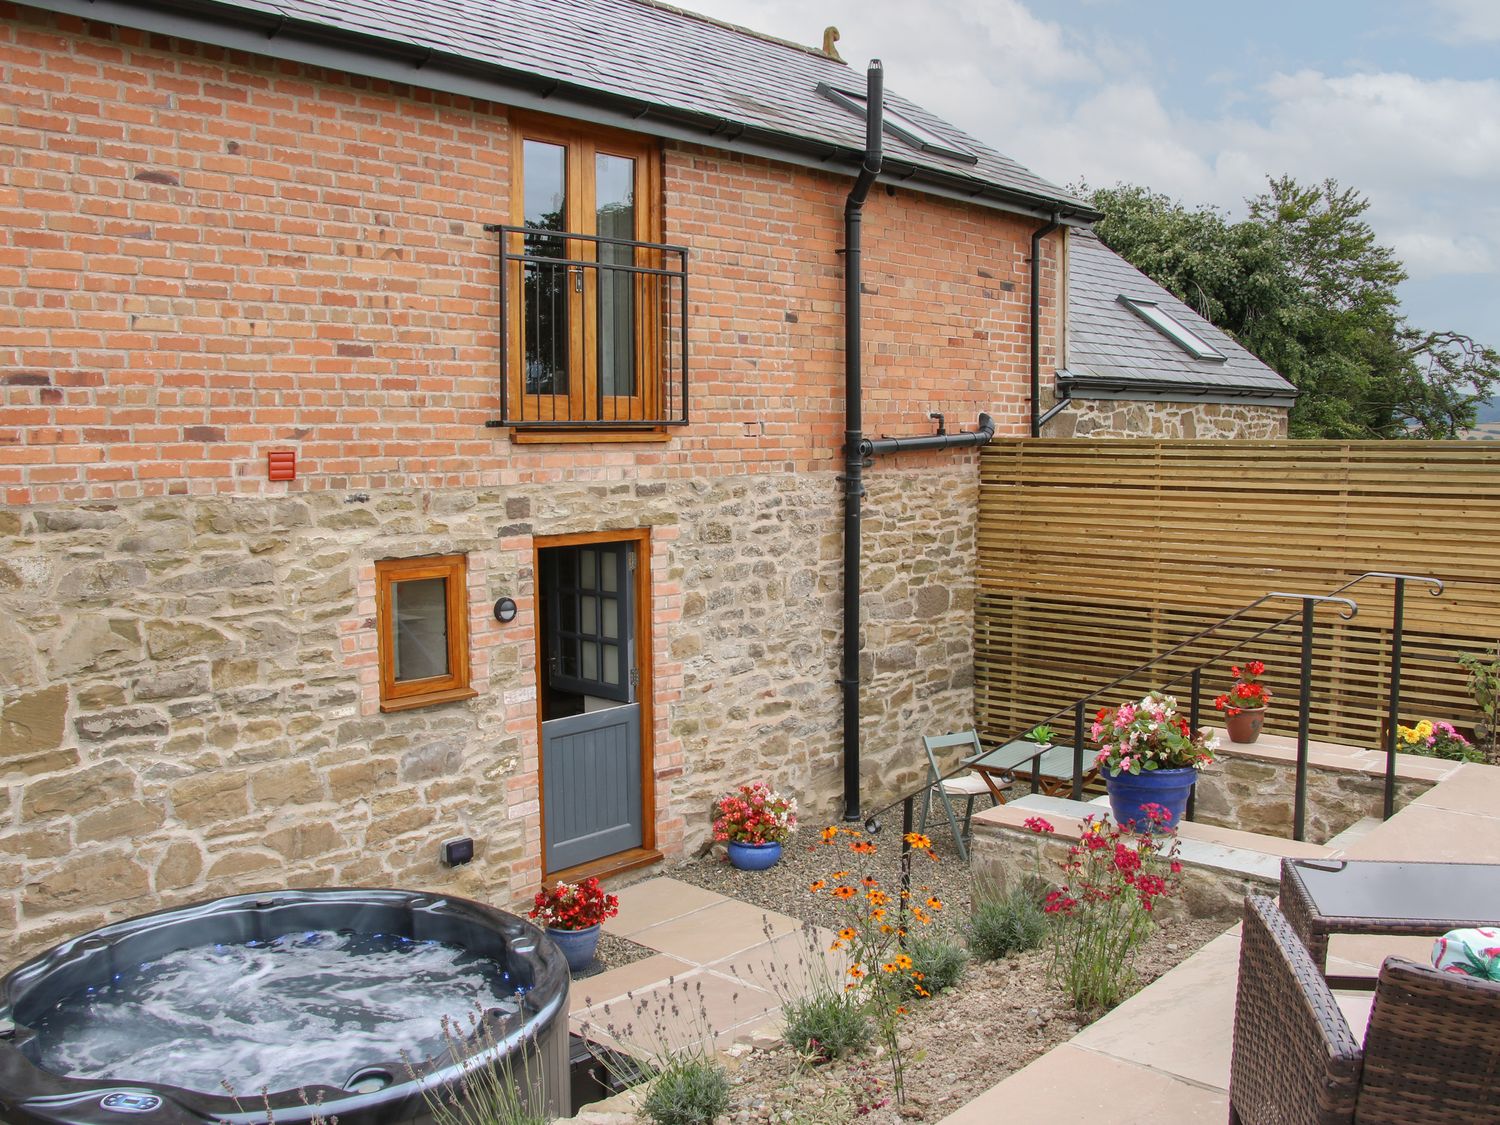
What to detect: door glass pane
<box><xmin>580</xmin><ymin>548</ymin><xmax>596</xmax><ymax>589</ymax></box>
<box><xmin>602</xmin><ymin>597</ymin><xmax>618</xmax><ymax>639</ymax></box>
<box><xmin>582</xmin><ymin>641</ymin><xmax>599</xmax><ymax>680</ymax></box>
<box><xmin>392</xmin><ymin>577</ymin><xmax>449</xmax><ymax>682</ymax></box>
<box><xmin>558</xmin><ymin>593</ymin><xmax>576</xmax><ymax>633</ymax></box>
<box><xmin>581</xmin><ymin>595</ymin><xmax>597</xmax><ymax>634</ymax></box>
<box><xmin>602</xmin><ymin>643</ymin><xmax>620</xmax><ymax>685</ymax></box>
<box><xmin>596</xmin><ymin>153</ymin><xmax>636</xmax><ymax>398</ymax></box>
<box><xmin>523</xmin><ymin>139</ymin><xmax>568</xmax><ymax>396</ymax></box>
<box><xmin>601</xmin><ymin>551</ymin><xmax>618</xmax><ymax>593</ymax></box>
<box><xmin>560</xmin><ymin>639</ymin><xmax>578</xmax><ymax>678</ymax></box>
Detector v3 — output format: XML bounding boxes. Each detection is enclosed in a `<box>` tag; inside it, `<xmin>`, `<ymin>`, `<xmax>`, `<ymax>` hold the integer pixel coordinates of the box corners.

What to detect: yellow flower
<box><xmin>838</xmin><ymin>927</ymin><xmax>857</xmax><ymax>941</ymax></box>
<box><xmin>894</xmin><ymin>953</ymin><xmax>913</xmax><ymax>970</ymax></box>
<box><xmin>1415</xmin><ymin>719</ymin><xmax>1434</xmax><ymax>739</ymax></box>
<box><xmin>880</xmin><ymin>961</ymin><xmax>899</xmax><ymax>974</ymax></box>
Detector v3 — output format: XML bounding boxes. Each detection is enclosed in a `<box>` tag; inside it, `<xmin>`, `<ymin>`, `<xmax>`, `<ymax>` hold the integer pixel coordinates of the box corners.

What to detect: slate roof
<box><xmin>45</xmin><ymin>0</ymin><xmax>1095</xmax><ymax>221</ymax></box>
<box><xmin>1063</xmin><ymin>229</ymin><xmax>1297</xmax><ymax>403</ymax></box>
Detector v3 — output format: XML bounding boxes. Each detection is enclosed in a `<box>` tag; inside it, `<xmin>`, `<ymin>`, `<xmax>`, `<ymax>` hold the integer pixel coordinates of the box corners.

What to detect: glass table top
<box><xmin>1287</xmin><ymin>860</ymin><xmax>1500</xmax><ymax>924</ymax></box>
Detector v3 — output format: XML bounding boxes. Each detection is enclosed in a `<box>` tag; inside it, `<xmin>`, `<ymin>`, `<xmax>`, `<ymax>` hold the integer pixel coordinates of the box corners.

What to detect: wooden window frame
<box><xmin>506</xmin><ymin>114</ymin><xmax>666</xmax><ymax>435</ymax></box>
<box><xmin>376</xmin><ymin>554</ymin><xmax>476</xmax><ymax>713</ymax></box>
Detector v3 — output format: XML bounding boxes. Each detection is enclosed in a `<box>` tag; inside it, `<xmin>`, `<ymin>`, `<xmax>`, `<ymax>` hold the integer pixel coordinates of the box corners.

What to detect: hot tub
<box><xmin>0</xmin><ymin>889</ymin><xmax>569</xmax><ymax>1124</ymax></box>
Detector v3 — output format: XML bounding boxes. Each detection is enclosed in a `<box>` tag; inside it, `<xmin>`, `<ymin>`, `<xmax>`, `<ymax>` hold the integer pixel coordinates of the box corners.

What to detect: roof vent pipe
<box><xmin>839</xmin><ymin>60</ymin><xmax>883</xmax><ymax>824</ymax></box>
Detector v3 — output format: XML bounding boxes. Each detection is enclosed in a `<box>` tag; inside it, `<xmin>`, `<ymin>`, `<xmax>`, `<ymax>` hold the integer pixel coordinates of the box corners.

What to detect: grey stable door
<box><xmin>540</xmin><ymin>543</ymin><xmax>642</xmax><ymax>871</ymax></box>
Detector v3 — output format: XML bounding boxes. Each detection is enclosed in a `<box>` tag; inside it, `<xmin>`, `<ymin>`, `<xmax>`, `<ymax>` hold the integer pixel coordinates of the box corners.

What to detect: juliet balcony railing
<box><xmin>487</xmin><ymin>225</ymin><xmax>689</xmax><ymax>431</ymax></box>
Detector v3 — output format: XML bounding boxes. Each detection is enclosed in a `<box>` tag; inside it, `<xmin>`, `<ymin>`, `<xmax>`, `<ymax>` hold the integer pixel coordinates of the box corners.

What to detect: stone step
<box><xmin>1324</xmin><ymin>816</ymin><xmax>1384</xmax><ymax>854</ymax></box>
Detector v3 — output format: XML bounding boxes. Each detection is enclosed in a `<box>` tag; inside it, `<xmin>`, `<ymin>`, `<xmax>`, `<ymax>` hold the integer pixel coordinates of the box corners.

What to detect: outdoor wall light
<box><xmin>493</xmin><ymin>596</ymin><xmax>518</xmax><ymax>623</ymax></box>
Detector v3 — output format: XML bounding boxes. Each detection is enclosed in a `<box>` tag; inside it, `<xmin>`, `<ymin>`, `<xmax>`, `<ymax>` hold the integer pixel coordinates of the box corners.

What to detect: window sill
<box><xmin>379</xmin><ymin>686</ymin><xmax>478</xmax><ymax>713</ymax></box>
<box><xmin>509</xmin><ymin>429</ymin><xmax>674</xmax><ymax>445</ymax></box>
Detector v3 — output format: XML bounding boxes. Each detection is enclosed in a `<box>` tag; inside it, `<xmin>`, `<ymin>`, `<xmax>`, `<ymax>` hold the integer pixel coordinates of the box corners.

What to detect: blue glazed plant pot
<box><xmin>1100</xmin><ymin>765</ymin><xmax>1197</xmax><ymax>833</ymax></box>
<box><xmin>727</xmin><ymin>840</ymin><xmax>783</xmax><ymax>871</ymax></box>
<box><xmin>547</xmin><ymin>923</ymin><xmax>601</xmax><ymax>973</ymax></box>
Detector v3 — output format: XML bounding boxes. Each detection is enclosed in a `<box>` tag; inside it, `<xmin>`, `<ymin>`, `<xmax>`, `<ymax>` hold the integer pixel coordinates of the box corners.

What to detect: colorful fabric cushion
<box><xmin>1431</xmin><ymin>927</ymin><xmax>1500</xmax><ymax>980</ymax></box>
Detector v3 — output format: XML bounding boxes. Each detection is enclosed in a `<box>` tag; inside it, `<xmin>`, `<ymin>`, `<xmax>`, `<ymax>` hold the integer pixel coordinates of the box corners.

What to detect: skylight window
<box><xmin>1118</xmin><ymin>296</ymin><xmax>1225</xmax><ymax>362</ymax></box>
<box><xmin>817</xmin><ymin>84</ymin><xmax>977</xmax><ymax>165</ymax></box>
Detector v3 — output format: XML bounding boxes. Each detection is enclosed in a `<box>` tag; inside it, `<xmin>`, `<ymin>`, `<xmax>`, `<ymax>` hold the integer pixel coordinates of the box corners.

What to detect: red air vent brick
<box><xmin>267</xmin><ymin>451</ymin><xmax>296</xmax><ymax>481</ymax></box>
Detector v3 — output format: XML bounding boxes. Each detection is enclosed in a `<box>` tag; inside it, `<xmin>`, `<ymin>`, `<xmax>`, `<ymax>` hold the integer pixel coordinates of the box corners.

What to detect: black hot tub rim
<box><xmin>0</xmin><ymin>887</ymin><xmax>570</xmax><ymax>1125</ymax></box>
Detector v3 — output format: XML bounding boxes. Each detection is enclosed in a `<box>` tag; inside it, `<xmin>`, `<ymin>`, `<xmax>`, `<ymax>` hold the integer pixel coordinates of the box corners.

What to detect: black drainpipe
<box><xmin>1029</xmin><ymin>214</ymin><xmax>1060</xmax><ymax>437</ymax></box>
<box><xmin>840</xmin><ymin>59</ymin><xmax>884</xmax><ymax>822</ymax></box>
<box><xmin>838</xmin><ymin>63</ymin><xmax>1002</xmax><ymax>820</ymax></box>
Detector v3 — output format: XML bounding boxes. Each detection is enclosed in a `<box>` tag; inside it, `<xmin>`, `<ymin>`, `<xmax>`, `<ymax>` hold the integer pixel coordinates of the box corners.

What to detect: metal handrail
<box><xmin>885</xmin><ymin>571</ymin><xmax>1444</xmax><ymax>877</ymax></box>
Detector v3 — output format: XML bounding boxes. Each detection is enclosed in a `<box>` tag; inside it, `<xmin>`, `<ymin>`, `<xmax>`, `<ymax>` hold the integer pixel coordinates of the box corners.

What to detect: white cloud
<box><xmin>1429</xmin><ymin>0</ymin><xmax>1500</xmax><ymax>42</ymax></box>
<box><xmin>679</xmin><ymin>0</ymin><xmax>1498</xmax><ymax>332</ymax></box>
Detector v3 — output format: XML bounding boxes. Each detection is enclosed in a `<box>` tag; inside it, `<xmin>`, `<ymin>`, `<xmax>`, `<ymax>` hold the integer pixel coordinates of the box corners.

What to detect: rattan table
<box><xmin>1279</xmin><ymin>858</ymin><xmax>1500</xmax><ymax>990</ymax></box>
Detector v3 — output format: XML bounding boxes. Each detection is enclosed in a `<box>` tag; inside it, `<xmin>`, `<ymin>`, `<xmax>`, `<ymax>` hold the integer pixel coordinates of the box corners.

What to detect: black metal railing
<box><xmin>885</xmin><ymin>572</ymin><xmax>1444</xmax><ymax>915</ymax></box>
<box><xmin>488</xmin><ymin>225</ymin><xmax>689</xmax><ymax>429</ymax></box>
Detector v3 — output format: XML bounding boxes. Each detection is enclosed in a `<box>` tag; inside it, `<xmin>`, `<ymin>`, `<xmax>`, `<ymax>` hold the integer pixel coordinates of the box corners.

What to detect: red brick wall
<box><xmin>0</xmin><ymin>3</ymin><xmax>1059</xmax><ymax>505</ymax></box>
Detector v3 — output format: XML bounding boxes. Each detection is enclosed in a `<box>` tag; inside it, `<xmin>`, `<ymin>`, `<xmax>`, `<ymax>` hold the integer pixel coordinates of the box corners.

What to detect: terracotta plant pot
<box><xmin>1225</xmin><ymin>707</ymin><xmax>1266</xmax><ymax>744</ymax></box>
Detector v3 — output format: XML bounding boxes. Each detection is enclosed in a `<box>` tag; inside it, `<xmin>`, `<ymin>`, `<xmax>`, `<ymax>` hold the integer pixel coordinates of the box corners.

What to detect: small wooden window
<box><xmin>376</xmin><ymin>554</ymin><xmax>475</xmax><ymax>712</ymax></box>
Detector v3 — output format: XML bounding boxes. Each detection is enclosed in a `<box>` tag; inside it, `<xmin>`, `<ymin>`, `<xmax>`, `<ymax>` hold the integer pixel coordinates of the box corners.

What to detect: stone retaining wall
<box><xmin>970</xmin><ymin>823</ymin><xmax>1272</xmax><ymax>924</ymax></box>
<box><xmin>1192</xmin><ymin>755</ymin><xmax>1431</xmax><ymax>844</ymax></box>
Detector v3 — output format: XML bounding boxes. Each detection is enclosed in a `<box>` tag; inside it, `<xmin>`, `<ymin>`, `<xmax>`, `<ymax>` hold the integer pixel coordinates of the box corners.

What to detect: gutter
<box><xmin>22</xmin><ymin>0</ymin><xmax>1102</xmax><ymax>225</ymax></box>
<box><xmin>1058</xmin><ymin>370</ymin><xmax>1300</xmax><ymax>405</ymax></box>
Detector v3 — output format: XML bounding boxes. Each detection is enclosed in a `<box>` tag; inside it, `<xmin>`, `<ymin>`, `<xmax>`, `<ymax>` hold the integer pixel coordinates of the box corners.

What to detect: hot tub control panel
<box><xmin>99</xmin><ymin>1093</ymin><xmax>163</xmax><ymax>1114</ymax></box>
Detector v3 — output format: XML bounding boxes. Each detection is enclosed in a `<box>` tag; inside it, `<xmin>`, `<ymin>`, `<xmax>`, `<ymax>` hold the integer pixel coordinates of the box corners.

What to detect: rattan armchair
<box><xmin>1230</xmin><ymin>895</ymin><xmax>1500</xmax><ymax>1124</ymax></box>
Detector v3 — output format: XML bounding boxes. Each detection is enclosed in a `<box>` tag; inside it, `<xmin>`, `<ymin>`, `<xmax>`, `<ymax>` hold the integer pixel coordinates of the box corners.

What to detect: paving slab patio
<box><xmin>569</xmin><ymin>877</ymin><xmax>835</xmax><ymax>1058</ymax></box>
<box><xmin>937</xmin><ymin>756</ymin><xmax>1500</xmax><ymax>1123</ymax></box>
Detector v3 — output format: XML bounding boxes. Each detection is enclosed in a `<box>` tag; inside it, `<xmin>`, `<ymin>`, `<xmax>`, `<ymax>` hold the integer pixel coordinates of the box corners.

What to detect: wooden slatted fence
<box><xmin>975</xmin><ymin>440</ymin><xmax>1500</xmax><ymax>749</ymax></box>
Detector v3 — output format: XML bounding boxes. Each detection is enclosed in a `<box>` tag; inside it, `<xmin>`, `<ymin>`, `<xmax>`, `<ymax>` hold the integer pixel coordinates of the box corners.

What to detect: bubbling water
<box><xmin>25</xmin><ymin>930</ymin><xmax>522</xmax><ymax>1095</ymax></box>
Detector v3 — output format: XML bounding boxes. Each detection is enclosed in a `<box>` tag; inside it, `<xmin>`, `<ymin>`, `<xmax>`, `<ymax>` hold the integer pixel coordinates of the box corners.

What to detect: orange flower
<box><xmin>831</xmin><ymin>870</ymin><xmax>849</xmax><ymax>879</ymax></box>
<box><xmin>833</xmin><ymin>886</ymin><xmax>857</xmax><ymax>900</ymax></box>
<box><xmin>850</xmin><ymin>840</ymin><xmax>877</xmax><ymax>854</ymax></box>
<box><xmin>894</xmin><ymin>953</ymin><xmax>913</xmax><ymax>970</ymax></box>
<box><xmin>807</xmin><ymin>879</ymin><xmax>826</xmax><ymax>892</ymax></box>
<box><xmin>838</xmin><ymin>927</ymin><xmax>857</xmax><ymax>942</ymax></box>
<box><xmin>861</xmin><ymin>875</ymin><xmax>879</xmax><ymax>887</ymax></box>
<box><xmin>871</xmin><ymin>907</ymin><xmax>886</xmax><ymax>920</ymax></box>
<box><xmin>902</xmin><ymin>832</ymin><xmax>933</xmax><ymax>850</ymax></box>
<box><xmin>911</xmin><ymin>906</ymin><xmax>931</xmax><ymax>924</ymax></box>
<box><xmin>828</xmin><ymin>938</ymin><xmax>843</xmax><ymax>951</ymax></box>
<box><xmin>878</xmin><ymin>923</ymin><xmax>895</xmax><ymax>934</ymax></box>
<box><xmin>896</xmin><ymin>1005</ymin><xmax>909</xmax><ymax>1015</ymax></box>
<box><xmin>926</xmin><ymin>896</ymin><xmax>944</xmax><ymax>911</ymax></box>
<box><xmin>880</xmin><ymin>961</ymin><xmax>899</xmax><ymax>974</ymax></box>
<box><xmin>914</xmin><ymin>984</ymin><xmax>930</xmax><ymax>998</ymax></box>
<box><xmin>866</xmin><ymin>889</ymin><xmax>889</xmax><ymax>907</ymax></box>
<box><xmin>847</xmin><ymin>965</ymin><xmax>865</xmax><ymax>979</ymax></box>
<box><xmin>820</xmin><ymin>826</ymin><xmax>839</xmax><ymax>842</ymax></box>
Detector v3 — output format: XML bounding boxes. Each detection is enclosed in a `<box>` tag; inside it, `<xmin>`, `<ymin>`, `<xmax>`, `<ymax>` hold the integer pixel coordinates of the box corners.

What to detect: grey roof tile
<box><xmin>132</xmin><ymin>0</ymin><xmax>1087</xmax><ymax>213</ymax></box>
<box><xmin>1065</xmin><ymin>229</ymin><xmax>1296</xmax><ymax>400</ymax></box>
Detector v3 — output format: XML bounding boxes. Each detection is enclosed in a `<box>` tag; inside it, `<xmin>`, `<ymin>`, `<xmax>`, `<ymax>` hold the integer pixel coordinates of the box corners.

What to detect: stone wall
<box><xmin>970</xmin><ymin>821</ymin><xmax>1272</xmax><ymax>925</ymax></box>
<box><xmin>1192</xmin><ymin>755</ymin><xmax>1430</xmax><ymax>845</ymax></box>
<box><xmin>1042</xmin><ymin>399</ymin><xmax>1288</xmax><ymax>439</ymax></box>
<box><xmin>0</xmin><ymin>464</ymin><xmax>977</xmax><ymax>963</ymax></box>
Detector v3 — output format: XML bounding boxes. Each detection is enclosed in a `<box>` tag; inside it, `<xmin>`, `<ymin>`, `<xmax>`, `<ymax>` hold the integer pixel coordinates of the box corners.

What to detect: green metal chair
<box><xmin>918</xmin><ymin>730</ymin><xmax>1007</xmax><ymax>861</ymax></box>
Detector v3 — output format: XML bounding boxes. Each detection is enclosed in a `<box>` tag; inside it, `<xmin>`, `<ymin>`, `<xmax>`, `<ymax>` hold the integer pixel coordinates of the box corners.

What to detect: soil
<box><xmin>657</xmin><ymin>829</ymin><xmax>1231</xmax><ymax>1124</ymax></box>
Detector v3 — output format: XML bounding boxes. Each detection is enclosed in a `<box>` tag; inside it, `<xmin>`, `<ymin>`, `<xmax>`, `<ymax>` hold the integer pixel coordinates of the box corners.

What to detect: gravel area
<box><xmin>579</xmin><ymin>931</ymin><xmax>656</xmax><ymax>978</ymax></box>
<box><xmin>669</xmin><ymin>824</ymin><xmax>975</xmax><ymax>940</ymax></box>
<box><xmin>645</xmin><ymin>826</ymin><xmax>1232</xmax><ymax>1124</ymax></box>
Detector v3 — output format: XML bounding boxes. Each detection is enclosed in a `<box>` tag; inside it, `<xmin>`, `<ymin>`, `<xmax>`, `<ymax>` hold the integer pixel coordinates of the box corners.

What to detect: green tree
<box><xmin>1083</xmin><ymin>177</ymin><xmax>1500</xmax><ymax>439</ymax></box>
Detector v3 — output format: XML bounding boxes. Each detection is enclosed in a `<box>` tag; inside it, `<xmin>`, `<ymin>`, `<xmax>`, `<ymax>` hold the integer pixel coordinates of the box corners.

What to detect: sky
<box><xmin>680</xmin><ymin>0</ymin><xmax>1499</xmax><ymax>350</ymax></box>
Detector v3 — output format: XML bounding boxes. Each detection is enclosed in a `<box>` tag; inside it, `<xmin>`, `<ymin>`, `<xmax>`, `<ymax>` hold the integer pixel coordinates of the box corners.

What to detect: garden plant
<box><xmin>809</xmin><ymin>826</ymin><xmax>945</xmax><ymax>1102</ymax></box>
<box><xmin>1024</xmin><ymin>809</ymin><xmax>1184</xmax><ymax>1011</ymax></box>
